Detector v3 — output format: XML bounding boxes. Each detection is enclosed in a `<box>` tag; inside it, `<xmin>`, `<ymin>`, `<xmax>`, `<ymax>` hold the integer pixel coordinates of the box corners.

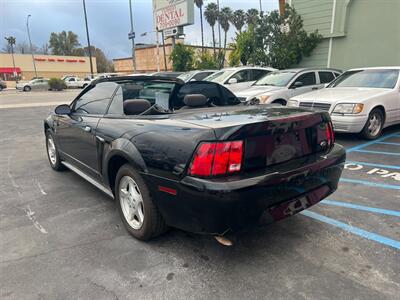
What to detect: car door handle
<box><xmin>83</xmin><ymin>126</ymin><xmax>91</xmax><ymax>132</ymax></box>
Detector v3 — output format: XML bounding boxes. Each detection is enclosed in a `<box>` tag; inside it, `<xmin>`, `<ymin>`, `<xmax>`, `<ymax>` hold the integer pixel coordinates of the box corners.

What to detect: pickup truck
<box><xmin>64</xmin><ymin>77</ymin><xmax>91</xmax><ymax>89</ymax></box>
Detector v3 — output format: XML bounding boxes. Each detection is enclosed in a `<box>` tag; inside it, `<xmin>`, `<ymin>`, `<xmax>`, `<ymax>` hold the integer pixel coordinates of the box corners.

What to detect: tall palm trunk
<box><xmin>222</xmin><ymin>31</ymin><xmax>227</xmax><ymax>67</ymax></box>
<box><xmin>200</xmin><ymin>6</ymin><xmax>204</xmax><ymax>51</ymax></box>
<box><xmin>211</xmin><ymin>26</ymin><xmax>216</xmax><ymax>56</ymax></box>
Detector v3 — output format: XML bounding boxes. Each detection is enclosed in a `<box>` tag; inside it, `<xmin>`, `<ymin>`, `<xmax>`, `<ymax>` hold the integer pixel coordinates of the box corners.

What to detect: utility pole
<box><xmin>129</xmin><ymin>0</ymin><xmax>136</xmax><ymax>73</ymax></box>
<box><xmin>217</xmin><ymin>0</ymin><xmax>221</xmax><ymax>49</ymax></box>
<box><xmin>259</xmin><ymin>0</ymin><xmax>262</xmax><ymax>12</ymax></box>
<box><xmin>5</xmin><ymin>36</ymin><xmax>17</xmax><ymax>84</ymax></box>
<box><xmin>161</xmin><ymin>30</ymin><xmax>167</xmax><ymax>71</ymax></box>
<box><xmin>82</xmin><ymin>0</ymin><xmax>94</xmax><ymax>77</ymax></box>
<box><xmin>155</xmin><ymin>31</ymin><xmax>160</xmax><ymax>72</ymax></box>
<box><xmin>26</xmin><ymin>15</ymin><xmax>38</xmax><ymax>78</ymax></box>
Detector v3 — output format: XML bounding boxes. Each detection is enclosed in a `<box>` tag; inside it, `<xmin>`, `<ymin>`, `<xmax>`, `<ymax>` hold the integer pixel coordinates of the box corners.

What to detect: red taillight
<box><xmin>188</xmin><ymin>141</ymin><xmax>244</xmax><ymax>177</ymax></box>
<box><xmin>326</xmin><ymin>122</ymin><xmax>335</xmax><ymax>147</ymax></box>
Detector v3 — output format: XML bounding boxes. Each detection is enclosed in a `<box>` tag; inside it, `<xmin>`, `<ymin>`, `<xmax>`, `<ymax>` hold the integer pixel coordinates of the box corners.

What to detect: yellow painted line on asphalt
<box><xmin>0</xmin><ymin>101</ymin><xmax>66</xmax><ymax>109</ymax></box>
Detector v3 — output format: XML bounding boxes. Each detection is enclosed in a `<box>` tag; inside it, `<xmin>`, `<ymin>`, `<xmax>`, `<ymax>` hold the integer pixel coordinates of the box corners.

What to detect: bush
<box><xmin>170</xmin><ymin>44</ymin><xmax>195</xmax><ymax>71</ymax></box>
<box><xmin>195</xmin><ymin>51</ymin><xmax>219</xmax><ymax>69</ymax></box>
<box><xmin>49</xmin><ymin>78</ymin><xmax>67</xmax><ymax>91</ymax></box>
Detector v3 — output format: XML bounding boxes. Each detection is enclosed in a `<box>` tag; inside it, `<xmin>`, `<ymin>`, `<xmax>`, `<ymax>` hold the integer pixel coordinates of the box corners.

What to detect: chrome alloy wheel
<box><xmin>367</xmin><ymin>114</ymin><xmax>381</xmax><ymax>137</ymax></box>
<box><xmin>119</xmin><ymin>176</ymin><xmax>144</xmax><ymax>230</ymax></box>
<box><xmin>47</xmin><ymin>135</ymin><xmax>57</xmax><ymax>165</ymax></box>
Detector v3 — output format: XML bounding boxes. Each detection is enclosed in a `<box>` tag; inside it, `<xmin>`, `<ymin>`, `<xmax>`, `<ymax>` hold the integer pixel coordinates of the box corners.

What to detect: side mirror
<box><xmin>292</xmin><ymin>81</ymin><xmax>303</xmax><ymax>89</ymax></box>
<box><xmin>55</xmin><ymin>104</ymin><xmax>71</xmax><ymax>115</ymax></box>
<box><xmin>227</xmin><ymin>78</ymin><xmax>238</xmax><ymax>84</ymax></box>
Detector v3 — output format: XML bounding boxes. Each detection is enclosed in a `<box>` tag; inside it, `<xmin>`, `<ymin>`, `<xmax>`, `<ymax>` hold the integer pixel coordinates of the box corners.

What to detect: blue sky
<box><xmin>1</xmin><ymin>0</ymin><xmax>278</xmax><ymax>59</ymax></box>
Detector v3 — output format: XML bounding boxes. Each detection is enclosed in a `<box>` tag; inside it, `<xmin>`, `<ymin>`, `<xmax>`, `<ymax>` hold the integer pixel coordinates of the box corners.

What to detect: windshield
<box><xmin>178</xmin><ymin>71</ymin><xmax>195</xmax><ymax>82</ymax></box>
<box><xmin>204</xmin><ymin>69</ymin><xmax>235</xmax><ymax>83</ymax></box>
<box><xmin>254</xmin><ymin>71</ymin><xmax>296</xmax><ymax>87</ymax></box>
<box><xmin>330</xmin><ymin>69</ymin><xmax>399</xmax><ymax>89</ymax></box>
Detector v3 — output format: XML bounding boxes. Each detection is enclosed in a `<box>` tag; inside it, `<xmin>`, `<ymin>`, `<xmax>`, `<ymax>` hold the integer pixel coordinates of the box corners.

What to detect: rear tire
<box><xmin>45</xmin><ymin>130</ymin><xmax>65</xmax><ymax>171</ymax></box>
<box><xmin>361</xmin><ymin>108</ymin><xmax>384</xmax><ymax>140</ymax></box>
<box><xmin>23</xmin><ymin>86</ymin><xmax>31</xmax><ymax>92</ymax></box>
<box><xmin>115</xmin><ymin>164</ymin><xmax>167</xmax><ymax>240</ymax></box>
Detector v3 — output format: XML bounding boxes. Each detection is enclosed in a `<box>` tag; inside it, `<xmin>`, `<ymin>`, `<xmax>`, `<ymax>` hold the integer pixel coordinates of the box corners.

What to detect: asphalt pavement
<box><xmin>0</xmin><ymin>90</ymin><xmax>399</xmax><ymax>299</ymax></box>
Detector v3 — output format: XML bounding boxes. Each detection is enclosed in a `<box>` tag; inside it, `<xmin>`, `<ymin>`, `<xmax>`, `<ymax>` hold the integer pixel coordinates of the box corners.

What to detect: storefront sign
<box><xmin>153</xmin><ymin>0</ymin><xmax>194</xmax><ymax>30</ymax></box>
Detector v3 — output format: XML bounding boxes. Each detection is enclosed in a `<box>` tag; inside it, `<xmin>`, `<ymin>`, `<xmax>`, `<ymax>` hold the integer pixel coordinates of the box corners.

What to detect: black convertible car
<box><xmin>44</xmin><ymin>76</ymin><xmax>345</xmax><ymax>241</ymax></box>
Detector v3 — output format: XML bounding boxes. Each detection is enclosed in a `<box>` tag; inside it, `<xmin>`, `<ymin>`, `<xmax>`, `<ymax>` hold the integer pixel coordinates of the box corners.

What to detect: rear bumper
<box><xmin>144</xmin><ymin>144</ymin><xmax>346</xmax><ymax>235</ymax></box>
<box><xmin>331</xmin><ymin>114</ymin><xmax>368</xmax><ymax>133</ymax></box>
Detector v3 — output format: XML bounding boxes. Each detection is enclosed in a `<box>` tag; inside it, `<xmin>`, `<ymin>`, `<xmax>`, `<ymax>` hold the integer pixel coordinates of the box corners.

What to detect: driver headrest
<box><xmin>123</xmin><ymin>99</ymin><xmax>151</xmax><ymax>115</ymax></box>
<box><xmin>183</xmin><ymin>94</ymin><xmax>207</xmax><ymax>107</ymax></box>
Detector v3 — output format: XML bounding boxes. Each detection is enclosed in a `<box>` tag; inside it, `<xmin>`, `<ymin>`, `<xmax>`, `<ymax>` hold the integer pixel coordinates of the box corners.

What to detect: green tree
<box><xmin>231</xmin><ymin>9</ymin><xmax>246</xmax><ymax>33</ymax></box>
<box><xmin>246</xmin><ymin>8</ymin><xmax>260</xmax><ymax>28</ymax></box>
<box><xmin>195</xmin><ymin>51</ymin><xmax>219</xmax><ymax>69</ymax></box>
<box><xmin>229</xmin><ymin>29</ymin><xmax>256</xmax><ymax>66</ymax></box>
<box><xmin>49</xmin><ymin>31</ymin><xmax>80</xmax><ymax>55</ymax></box>
<box><xmin>73</xmin><ymin>46</ymin><xmax>114</xmax><ymax>73</ymax></box>
<box><xmin>204</xmin><ymin>2</ymin><xmax>218</xmax><ymax>56</ymax></box>
<box><xmin>194</xmin><ymin>0</ymin><xmax>204</xmax><ymax>51</ymax></box>
<box><xmin>218</xmin><ymin>7</ymin><xmax>232</xmax><ymax>67</ymax></box>
<box><xmin>170</xmin><ymin>44</ymin><xmax>195</xmax><ymax>71</ymax></box>
<box><xmin>253</xmin><ymin>5</ymin><xmax>322</xmax><ymax>68</ymax></box>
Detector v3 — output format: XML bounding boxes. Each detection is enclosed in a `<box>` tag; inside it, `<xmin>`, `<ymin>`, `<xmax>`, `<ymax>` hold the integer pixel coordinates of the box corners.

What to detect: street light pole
<box><xmin>82</xmin><ymin>0</ymin><xmax>94</xmax><ymax>77</ymax></box>
<box><xmin>26</xmin><ymin>15</ymin><xmax>38</xmax><ymax>78</ymax></box>
<box><xmin>129</xmin><ymin>0</ymin><xmax>136</xmax><ymax>73</ymax></box>
<box><xmin>259</xmin><ymin>0</ymin><xmax>263</xmax><ymax>12</ymax></box>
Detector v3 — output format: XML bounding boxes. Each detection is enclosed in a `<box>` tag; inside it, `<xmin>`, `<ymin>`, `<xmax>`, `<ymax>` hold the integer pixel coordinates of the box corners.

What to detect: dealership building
<box><xmin>287</xmin><ymin>0</ymin><xmax>400</xmax><ymax>69</ymax></box>
<box><xmin>0</xmin><ymin>53</ymin><xmax>96</xmax><ymax>83</ymax></box>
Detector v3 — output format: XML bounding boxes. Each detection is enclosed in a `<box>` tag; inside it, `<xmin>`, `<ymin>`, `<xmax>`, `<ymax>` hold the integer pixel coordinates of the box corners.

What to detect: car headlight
<box><xmin>256</xmin><ymin>95</ymin><xmax>270</xmax><ymax>103</ymax></box>
<box><xmin>287</xmin><ymin>100</ymin><xmax>299</xmax><ymax>107</ymax></box>
<box><xmin>332</xmin><ymin>103</ymin><xmax>364</xmax><ymax>114</ymax></box>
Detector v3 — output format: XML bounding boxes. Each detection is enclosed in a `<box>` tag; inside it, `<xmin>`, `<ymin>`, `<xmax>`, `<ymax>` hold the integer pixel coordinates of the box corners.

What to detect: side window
<box><xmin>295</xmin><ymin>72</ymin><xmax>316</xmax><ymax>86</ymax></box>
<box><xmin>319</xmin><ymin>71</ymin><xmax>335</xmax><ymax>84</ymax></box>
<box><xmin>73</xmin><ymin>82</ymin><xmax>117</xmax><ymax>115</ymax></box>
<box><xmin>107</xmin><ymin>86</ymin><xmax>124</xmax><ymax>115</ymax></box>
<box><xmin>333</xmin><ymin>72</ymin><xmax>341</xmax><ymax>78</ymax></box>
<box><xmin>230</xmin><ymin>70</ymin><xmax>250</xmax><ymax>83</ymax></box>
<box><xmin>69</xmin><ymin>78</ymin><xmax>75</xmax><ymax>82</ymax></box>
<box><xmin>192</xmin><ymin>72</ymin><xmax>213</xmax><ymax>81</ymax></box>
<box><xmin>251</xmin><ymin>69</ymin><xmax>270</xmax><ymax>81</ymax></box>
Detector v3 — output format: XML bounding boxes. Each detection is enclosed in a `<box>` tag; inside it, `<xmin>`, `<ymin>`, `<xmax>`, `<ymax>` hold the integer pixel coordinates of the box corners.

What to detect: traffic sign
<box><xmin>128</xmin><ymin>32</ymin><xmax>135</xmax><ymax>40</ymax></box>
<box><xmin>163</xmin><ymin>27</ymin><xmax>182</xmax><ymax>38</ymax></box>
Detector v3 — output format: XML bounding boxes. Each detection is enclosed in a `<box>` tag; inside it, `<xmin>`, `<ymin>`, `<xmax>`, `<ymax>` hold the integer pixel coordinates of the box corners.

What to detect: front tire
<box><xmin>361</xmin><ymin>108</ymin><xmax>384</xmax><ymax>140</ymax></box>
<box><xmin>23</xmin><ymin>86</ymin><xmax>31</xmax><ymax>92</ymax></box>
<box><xmin>45</xmin><ymin>130</ymin><xmax>64</xmax><ymax>171</ymax></box>
<box><xmin>115</xmin><ymin>164</ymin><xmax>167</xmax><ymax>240</ymax></box>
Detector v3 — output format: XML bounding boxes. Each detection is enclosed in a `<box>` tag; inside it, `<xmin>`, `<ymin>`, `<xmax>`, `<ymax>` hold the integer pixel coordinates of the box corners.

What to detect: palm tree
<box><xmin>231</xmin><ymin>9</ymin><xmax>245</xmax><ymax>33</ymax></box>
<box><xmin>246</xmin><ymin>8</ymin><xmax>260</xmax><ymax>28</ymax></box>
<box><xmin>204</xmin><ymin>2</ymin><xmax>218</xmax><ymax>56</ymax></box>
<box><xmin>194</xmin><ymin>0</ymin><xmax>204</xmax><ymax>51</ymax></box>
<box><xmin>218</xmin><ymin>7</ymin><xmax>232</xmax><ymax>67</ymax></box>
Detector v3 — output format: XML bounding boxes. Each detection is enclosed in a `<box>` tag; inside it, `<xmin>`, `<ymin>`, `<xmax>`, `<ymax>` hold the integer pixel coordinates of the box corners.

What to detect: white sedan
<box><xmin>204</xmin><ymin>66</ymin><xmax>276</xmax><ymax>92</ymax></box>
<box><xmin>288</xmin><ymin>67</ymin><xmax>400</xmax><ymax>139</ymax></box>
